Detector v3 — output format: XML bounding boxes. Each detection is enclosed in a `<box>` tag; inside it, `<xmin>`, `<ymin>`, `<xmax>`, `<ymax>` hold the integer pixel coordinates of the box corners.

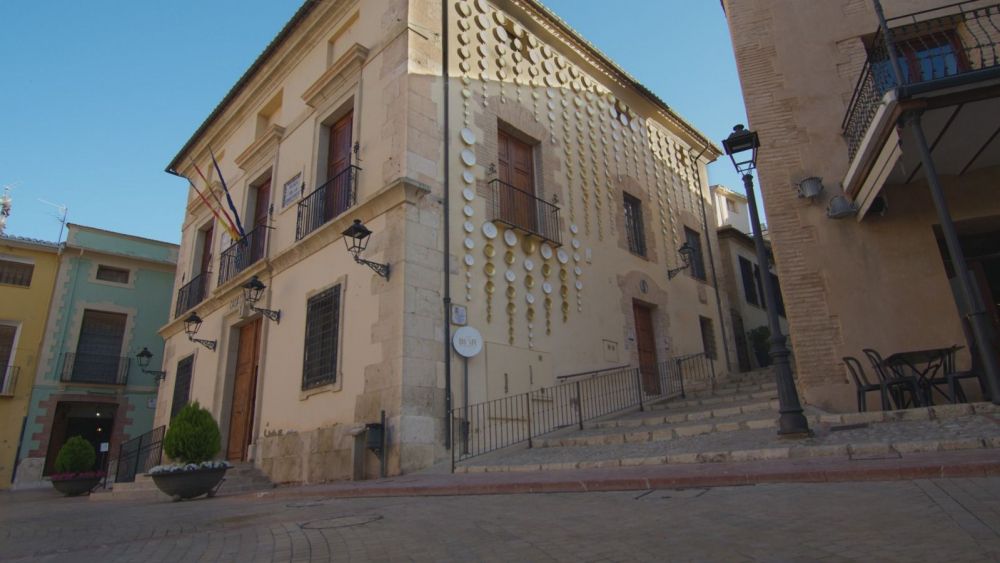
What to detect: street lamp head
<box><xmin>677</xmin><ymin>242</ymin><xmax>695</xmax><ymax>265</ymax></box>
<box><xmin>722</xmin><ymin>124</ymin><xmax>760</xmax><ymax>174</ymax></box>
<box><xmin>183</xmin><ymin>312</ymin><xmax>203</xmax><ymax>337</ymax></box>
<box><xmin>136</xmin><ymin>347</ymin><xmax>153</xmax><ymax>369</ymax></box>
<box><xmin>242</xmin><ymin>275</ymin><xmax>266</xmax><ymax>305</ymax></box>
<box><xmin>342</xmin><ymin>219</ymin><xmax>372</xmax><ymax>258</ymax></box>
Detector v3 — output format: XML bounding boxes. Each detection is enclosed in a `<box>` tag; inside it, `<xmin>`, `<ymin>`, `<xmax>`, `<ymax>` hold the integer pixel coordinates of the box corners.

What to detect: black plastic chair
<box><xmin>862</xmin><ymin>348</ymin><xmax>923</xmax><ymax>409</ymax></box>
<box><xmin>843</xmin><ymin>356</ymin><xmax>890</xmax><ymax>412</ymax></box>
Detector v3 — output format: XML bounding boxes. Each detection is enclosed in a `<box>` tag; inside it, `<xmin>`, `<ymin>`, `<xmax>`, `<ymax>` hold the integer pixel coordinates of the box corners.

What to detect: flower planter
<box><xmin>51</xmin><ymin>476</ymin><xmax>102</xmax><ymax>497</ymax></box>
<box><xmin>151</xmin><ymin>466</ymin><xmax>227</xmax><ymax>501</ymax></box>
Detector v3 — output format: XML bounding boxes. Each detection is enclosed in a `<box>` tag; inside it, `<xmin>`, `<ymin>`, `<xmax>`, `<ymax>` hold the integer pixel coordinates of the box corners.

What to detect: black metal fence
<box><xmin>113</xmin><ymin>425</ymin><xmax>165</xmax><ymax>483</ymax></box>
<box><xmin>0</xmin><ymin>365</ymin><xmax>17</xmax><ymax>396</ymax></box>
<box><xmin>296</xmin><ymin>165</ymin><xmax>360</xmax><ymax>240</ymax></box>
<box><xmin>218</xmin><ymin>224</ymin><xmax>267</xmax><ymax>286</ymax></box>
<box><xmin>174</xmin><ymin>270</ymin><xmax>211</xmax><ymax>318</ymax></box>
<box><xmin>61</xmin><ymin>353</ymin><xmax>129</xmax><ymax>386</ymax></box>
<box><xmin>487</xmin><ymin>178</ymin><xmax>562</xmax><ymax>245</ymax></box>
<box><xmin>450</xmin><ymin>353</ymin><xmax>715</xmax><ymax>467</ymax></box>
<box><xmin>843</xmin><ymin>1</ymin><xmax>1000</xmax><ymax>159</ymax></box>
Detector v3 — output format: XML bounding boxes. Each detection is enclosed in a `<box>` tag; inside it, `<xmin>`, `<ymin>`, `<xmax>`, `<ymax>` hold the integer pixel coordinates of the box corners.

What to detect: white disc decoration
<box><xmin>574</xmin><ymin>253</ymin><xmax>581</xmax><ymax>262</ymax></box>
<box><xmin>463</xmin><ymin>205</ymin><xmax>474</xmax><ymax>217</ymax></box>
<box><xmin>542</xmin><ymin>282</ymin><xmax>552</xmax><ymax>294</ymax></box>
<box><xmin>505</xmin><ymin>270</ymin><xmax>516</xmax><ymax>283</ymax></box>
<box><xmin>482</xmin><ymin>221</ymin><xmax>498</xmax><ymax>239</ymax></box>
<box><xmin>575</xmin><ymin>280</ymin><xmax>583</xmax><ymax>290</ymax></box>
<box><xmin>540</xmin><ymin>244</ymin><xmax>553</xmax><ymax>260</ymax></box>
<box><xmin>557</xmin><ymin>249</ymin><xmax>569</xmax><ymax>264</ymax></box>
<box><xmin>463</xmin><ymin>188</ymin><xmax>475</xmax><ymax>201</ymax></box>
<box><xmin>503</xmin><ymin>229</ymin><xmax>518</xmax><ymax>247</ymax></box>
<box><xmin>574</xmin><ymin>266</ymin><xmax>582</xmax><ymax>276</ymax></box>
<box><xmin>571</xmin><ymin>238</ymin><xmax>581</xmax><ymax>249</ymax></box>
<box><xmin>523</xmin><ymin>258</ymin><xmax>534</xmax><ymax>271</ymax></box>
<box><xmin>461</xmin><ymin>149</ymin><xmax>476</xmax><ymax>166</ymax></box>
<box><xmin>570</xmin><ymin>223</ymin><xmax>579</xmax><ymax>234</ymax></box>
<box><xmin>460</xmin><ymin>128</ymin><xmax>476</xmax><ymax>145</ymax></box>
<box><xmin>464</xmin><ymin>221</ymin><xmax>474</xmax><ymax>233</ymax></box>
<box><xmin>464</xmin><ymin>237</ymin><xmax>475</xmax><ymax>250</ymax></box>
<box><xmin>526</xmin><ymin>293</ymin><xmax>535</xmax><ymax>304</ymax></box>
<box><xmin>464</xmin><ymin>254</ymin><xmax>475</xmax><ymax>267</ymax></box>
<box><xmin>462</xmin><ymin>170</ymin><xmax>475</xmax><ymax>184</ymax></box>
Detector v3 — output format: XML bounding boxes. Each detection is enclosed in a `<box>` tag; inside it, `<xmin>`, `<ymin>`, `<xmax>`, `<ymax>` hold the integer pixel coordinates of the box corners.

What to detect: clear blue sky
<box><xmin>0</xmin><ymin>1</ymin><xmax>747</xmax><ymax>244</ymax></box>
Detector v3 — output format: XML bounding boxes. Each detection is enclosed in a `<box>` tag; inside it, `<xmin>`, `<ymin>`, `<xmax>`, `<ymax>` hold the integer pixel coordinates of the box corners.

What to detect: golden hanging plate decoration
<box><xmin>559</xmin><ymin>269</ymin><xmax>568</xmax><ymax>281</ymax></box>
<box><xmin>521</xmin><ymin>238</ymin><xmax>538</xmax><ymax>255</ymax></box>
<box><xmin>505</xmin><ymin>286</ymin><xmax>516</xmax><ymax>299</ymax></box>
<box><xmin>544</xmin><ymin>297</ymin><xmax>552</xmax><ymax>307</ymax></box>
<box><xmin>485</xmin><ymin>280</ymin><xmax>495</xmax><ymax>293</ymax></box>
<box><xmin>484</xmin><ymin>263</ymin><xmax>496</xmax><ymax>276</ymax></box>
<box><xmin>560</xmin><ymin>286</ymin><xmax>569</xmax><ymax>297</ymax></box>
<box><xmin>504</xmin><ymin>250</ymin><xmax>515</xmax><ymax>265</ymax></box>
<box><xmin>484</xmin><ymin>243</ymin><xmax>496</xmax><ymax>258</ymax></box>
<box><xmin>506</xmin><ymin>303</ymin><xmax>516</xmax><ymax>315</ymax></box>
<box><xmin>561</xmin><ymin>301</ymin><xmax>570</xmax><ymax>312</ymax></box>
<box><xmin>541</xmin><ymin>263</ymin><xmax>552</xmax><ymax>277</ymax></box>
<box><xmin>527</xmin><ymin>308</ymin><xmax>536</xmax><ymax>321</ymax></box>
<box><xmin>524</xmin><ymin>274</ymin><xmax>535</xmax><ymax>289</ymax></box>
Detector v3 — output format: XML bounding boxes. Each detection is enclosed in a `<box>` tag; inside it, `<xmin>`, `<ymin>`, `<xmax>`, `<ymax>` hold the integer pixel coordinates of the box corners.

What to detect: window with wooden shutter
<box><xmin>739</xmin><ymin>257</ymin><xmax>759</xmax><ymax>306</ymax></box>
<box><xmin>302</xmin><ymin>285</ymin><xmax>341</xmax><ymax>390</ymax></box>
<box><xmin>684</xmin><ymin>228</ymin><xmax>706</xmax><ymax>281</ymax></box>
<box><xmin>96</xmin><ymin>265</ymin><xmax>130</xmax><ymax>284</ymax></box>
<box><xmin>0</xmin><ymin>259</ymin><xmax>33</xmax><ymax>287</ymax></box>
<box><xmin>623</xmin><ymin>194</ymin><xmax>646</xmax><ymax>257</ymax></box>
<box><xmin>171</xmin><ymin>356</ymin><xmax>194</xmax><ymax>419</ymax></box>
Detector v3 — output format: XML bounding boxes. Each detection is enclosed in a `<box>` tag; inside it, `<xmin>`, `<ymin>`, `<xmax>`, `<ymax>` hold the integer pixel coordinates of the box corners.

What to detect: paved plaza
<box><xmin>2</xmin><ymin>478</ymin><xmax>1000</xmax><ymax>562</ymax></box>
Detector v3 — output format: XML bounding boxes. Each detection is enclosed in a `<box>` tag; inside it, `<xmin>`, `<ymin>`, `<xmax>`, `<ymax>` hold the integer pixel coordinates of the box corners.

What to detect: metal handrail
<box><xmin>60</xmin><ymin>352</ymin><xmax>130</xmax><ymax>386</ymax></box>
<box><xmin>556</xmin><ymin>364</ymin><xmax>632</xmax><ymax>381</ymax></box>
<box><xmin>114</xmin><ymin>425</ymin><xmax>165</xmax><ymax>483</ymax></box>
<box><xmin>450</xmin><ymin>353</ymin><xmax>716</xmax><ymax>467</ymax></box>
<box><xmin>486</xmin><ymin>178</ymin><xmax>562</xmax><ymax>245</ymax></box>
<box><xmin>0</xmin><ymin>365</ymin><xmax>18</xmax><ymax>396</ymax></box>
<box><xmin>174</xmin><ymin>270</ymin><xmax>211</xmax><ymax>318</ymax></box>
<box><xmin>218</xmin><ymin>224</ymin><xmax>267</xmax><ymax>286</ymax></box>
<box><xmin>296</xmin><ymin>165</ymin><xmax>361</xmax><ymax>240</ymax></box>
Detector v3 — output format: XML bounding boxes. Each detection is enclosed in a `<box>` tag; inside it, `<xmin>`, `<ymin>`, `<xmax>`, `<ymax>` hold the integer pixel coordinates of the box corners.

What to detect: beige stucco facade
<box><xmin>157</xmin><ymin>0</ymin><xmax>729</xmax><ymax>484</ymax></box>
<box><xmin>723</xmin><ymin>0</ymin><xmax>1000</xmax><ymax>411</ymax></box>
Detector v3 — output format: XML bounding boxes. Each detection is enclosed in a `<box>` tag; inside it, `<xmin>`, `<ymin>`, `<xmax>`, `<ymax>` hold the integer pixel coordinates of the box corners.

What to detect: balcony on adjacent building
<box><xmin>842</xmin><ymin>1</ymin><xmax>1000</xmax><ymax>217</ymax></box>
<box><xmin>296</xmin><ymin>165</ymin><xmax>360</xmax><ymax>240</ymax></box>
<box><xmin>217</xmin><ymin>224</ymin><xmax>268</xmax><ymax>287</ymax></box>
<box><xmin>486</xmin><ymin>179</ymin><xmax>562</xmax><ymax>245</ymax></box>
<box><xmin>174</xmin><ymin>270</ymin><xmax>211</xmax><ymax>318</ymax></box>
<box><xmin>61</xmin><ymin>352</ymin><xmax>129</xmax><ymax>386</ymax></box>
<box><xmin>0</xmin><ymin>365</ymin><xmax>17</xmax><ymax>396</ymax></box>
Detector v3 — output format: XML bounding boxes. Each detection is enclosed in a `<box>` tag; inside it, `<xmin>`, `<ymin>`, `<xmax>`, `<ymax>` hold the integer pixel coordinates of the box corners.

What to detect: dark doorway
<box><xmin>43</xmin><ymin>402</ymin><xmax>115</xmax><ymax>475</ymax></box>
<box><xmin>633</xmin><ymin>301</ymin><xmax>660</xmax><ymax>395</ymax></box>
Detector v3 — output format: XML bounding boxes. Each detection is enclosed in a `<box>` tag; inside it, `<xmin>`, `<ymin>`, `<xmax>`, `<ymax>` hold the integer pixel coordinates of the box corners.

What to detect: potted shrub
<box><xmin>747</xmin><ymin>326</ymin><xmax>772</xmax><ymax>368</ymax></box>
<box><xmin>149</xmin><ymin>402</ymin><xmax>230</xmax><ymax>501</ymax></box>
<box><xmin>50</xmin><ymin>436</ymin><xmax>103</xmax><ymax>496</ymax></box>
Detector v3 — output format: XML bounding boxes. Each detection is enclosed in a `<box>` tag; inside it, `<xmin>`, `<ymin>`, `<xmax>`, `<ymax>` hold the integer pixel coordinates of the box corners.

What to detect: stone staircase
<box><xmin>456</xmin><ymin>370</ymin><xmax>1000</xmax><ymax>473</ymax></box>
<box><xmin>91</xmin><ymin>462</ymin><xmax>274</xmax><ymax>502</ymax></box>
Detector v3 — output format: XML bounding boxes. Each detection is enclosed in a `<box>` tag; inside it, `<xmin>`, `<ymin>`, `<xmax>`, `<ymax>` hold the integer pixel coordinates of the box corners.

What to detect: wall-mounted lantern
<box><xmin>135</xmin><ymin>347</ymin><xmax>167</xmax><ymax>383</ymax></box>
<box><xmin>342</xmin><ymin>219</ymin><xmax>390</xmax><ymax>280</ymax></box>
<box><xmin>796</xmin><ymin>177</ymin><xmax>824</xmax><ymax>199</ymax></box>
<box><xmin>183</xmin><ymin>311</ymin><xmax>217</xmax><ymax>351</ymax></box>
<box><xmin>826</xmin><ymin>195</ymin><xmax>858</xmax><ymax>219</ymax></box>
<box><xmin>667</xmin><ymin>242</ymin><xmax>695</xmax><ymax>280</ymax></box>
<box><xmin>242</xmin><ymin>275</ymin><xmax>281</xmax><ymax>323</ymax></box>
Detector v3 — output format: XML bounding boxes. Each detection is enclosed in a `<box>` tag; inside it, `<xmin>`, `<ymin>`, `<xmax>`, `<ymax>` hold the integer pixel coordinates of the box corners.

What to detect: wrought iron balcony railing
<box><xmin>843</xmin><ymin>1</ymin><xmax>1000</xmax><ymax>160</ymax></box>
<box><xmin>296</xmin><ymin>165</ymin><xmax>360</xmax><ymax>241</ymax></box>
<box><xmin>218</xmin><ymin>224</ymin><xmax>267</xmax><ymax>287</ymax></box>
<box><xmin>61</xmin><ymin>352</ymin><xmax>129</xmax><ymax>386</ymax></box>
<box><xmin>0</xmin><ymin>365</ymin><xmax>18</xmax><ymax>396</ymax></box>
<box><xmin>174</xmin><ymin>270</ymin><xmax>211</xmax><ymax>318</ymax></box>
<box><xmin>486</xmin><ymin>179</ymin><xmax>562</xmax><ymax>245</ymax></box>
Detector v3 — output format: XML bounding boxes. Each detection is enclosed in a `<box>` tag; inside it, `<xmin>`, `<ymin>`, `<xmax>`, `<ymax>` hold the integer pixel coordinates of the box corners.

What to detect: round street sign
<box><xmin>452</xmin><ymin>326</ymin><xmax>483</xmax><ymax>358</ymax></box>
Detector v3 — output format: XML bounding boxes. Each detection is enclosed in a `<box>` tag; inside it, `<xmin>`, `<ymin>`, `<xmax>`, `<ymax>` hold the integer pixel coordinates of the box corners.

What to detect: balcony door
<box><xmin>497</xmin><ymin>129</ymin><xmax>537</xmax><ymax>231</ymax></box>
<box><xmin>0</xmin><ymin>324</ymin><xmax>16</xmax><ymax>393</ymax></box>
<box><xmin>73</xmin><ymin>310</ymin><xmax>127</xmax><ymax>384</ymax></box>
<box><xmin>325</xmin><ymin>111</ymin><xmax>353</xmax><ymax>221</ymax></box>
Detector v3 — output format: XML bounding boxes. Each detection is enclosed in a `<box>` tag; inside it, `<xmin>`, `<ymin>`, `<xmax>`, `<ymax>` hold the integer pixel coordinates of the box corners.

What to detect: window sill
<box><xmin>299</xmin><ymin>377</ymin><xmax>343</xmax><ymax>400</ymax></box>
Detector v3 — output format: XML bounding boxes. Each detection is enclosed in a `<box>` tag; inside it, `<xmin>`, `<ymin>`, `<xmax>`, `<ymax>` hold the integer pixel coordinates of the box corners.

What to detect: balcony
<box><xmin>61</xmin><ymin>353</ymin><xmax>129</xmax><ymax>386</ymax></box>
<box><xmin>218</xmin><ymin>224</ymin><xmax>267</xmax><ymax>287</ymax></box>
<box><xmin>174</xmin><ymin>270</ymin><xmax>211</xmax><ymax>318</ymax></box>
<box><xmin>842</xmin><ymin>1</ymin><xmax>1000</xmax><ymax>216</ymax></box>
<box><xmin>486</xmin><ymin>179</ymin><xmax>562</xmax><ymax>245</ymax></box>
<box><xmin>296</xmin><ymin>165</ymin><xmax>360</xmax><ymax>240</ymax></box>
<box><xmin>0</xmin><ymin>365</ymin><xmax>18</xmax><ymax>396</ymax></box>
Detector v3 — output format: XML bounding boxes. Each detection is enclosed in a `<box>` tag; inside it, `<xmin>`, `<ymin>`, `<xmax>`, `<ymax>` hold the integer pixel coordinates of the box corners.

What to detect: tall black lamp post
<box><xmin>723</xmin><ymin>124</ymin><xmax>810</xmax><ymax>437</ymax></box>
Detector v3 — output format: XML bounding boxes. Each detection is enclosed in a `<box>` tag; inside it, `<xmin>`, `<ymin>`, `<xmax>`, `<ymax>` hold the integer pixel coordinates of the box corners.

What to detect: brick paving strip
<box><xmin>246</xmin><ymin>448</ymin><xmax>1000</xmax><ymax>501</ymax></box>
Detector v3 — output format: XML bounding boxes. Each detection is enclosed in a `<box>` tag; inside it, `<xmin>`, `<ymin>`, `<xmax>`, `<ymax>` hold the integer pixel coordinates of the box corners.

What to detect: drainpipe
<box><xmin>692</xmin><ymin>147</ymin><xmax>732</xmax><ymax>372</ymax></box>
<box><xmin>441</xmin><ymin>0</ymin><xmax>453</xmax><ymax>448</ymax></box>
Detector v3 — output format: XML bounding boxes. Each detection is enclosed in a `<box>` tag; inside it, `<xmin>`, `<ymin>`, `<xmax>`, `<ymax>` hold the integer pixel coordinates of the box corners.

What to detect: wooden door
<box><xmin>325</xmin><ymin>111</ymin><xmax>353</xmax><ymax>220</ymax></box>
<box><xmin>227</xmin><ymin>319</ymin><xmax>261</xmax><ymax>461</ymax></box>
<box><xmin>497</xmin><ymin>130</ymin><xmax>537</xmax><ymax>230</ymax></box>
<box><xmin>633</xmin><ymin>302</ymin><xmax>660</xmax><ymax>395</ymax></box>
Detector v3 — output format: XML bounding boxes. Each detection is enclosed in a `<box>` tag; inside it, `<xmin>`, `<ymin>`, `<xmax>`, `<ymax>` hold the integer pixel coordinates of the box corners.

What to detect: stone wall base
<box><xmin>257</xmin><ymin>424</ymin><xmax>384</xmax><ymax>484</ymax></box>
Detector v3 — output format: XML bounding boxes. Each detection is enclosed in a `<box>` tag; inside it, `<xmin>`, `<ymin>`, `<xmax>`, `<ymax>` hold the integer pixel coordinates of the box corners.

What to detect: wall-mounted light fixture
<box><xmin>183</xmin><ymin>311</ymin><xmax>217</xmax><ymax>351</ymax></box>
<box><xmin>342</xmin><ymin>219</ymin><xmax>390</xmax><ymax>280</ymax></box>
<box><xmin>796</xmin><ymin>176</ymin><xmax>824</xmax><ymax>199</ymax></box>
<box><xmin>135</xmin><ymin>347</ymin><xmax>167</xmax><ymax>382</ymax></box>
<box><xmin>826</xmin><ymin>195</ymin><xmax>858</xmax><ymax>219</ymax></box>
<box><xmin>242</xmin><ymin>275</ymin><xmax>281</xmax><ymax>322</ymax></box>
<box><xmin>667</xmin><ymin>242</ymin><xmax>695</xmax><ymax>280</ymax></box>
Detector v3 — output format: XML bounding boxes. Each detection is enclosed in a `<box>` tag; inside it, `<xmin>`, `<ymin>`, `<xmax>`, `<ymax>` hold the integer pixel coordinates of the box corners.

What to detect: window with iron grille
<box><xmin>96</xmin><ymin>265</ymin><xmax>130</xmax><ymax>284</ymax></box>
<box><xmin>684</xmin><ymin>228</ymin><xmax>706</xmax><ymax>280</ymax></box>
<box><xmin>171</xmin><ymin>356</ymin><xmax>193</xmax><ymax>419</ymax></box>
<box><xmin>739</xmin><ymin>257</ymin><xmax>759</xmax><ymax>306</ymax></box>
<box><xmin>623</xmin><ymin>194</ymin><xmax>646</xmax><ymax>257</ymax></box>
<box><xmin>699</xmin><ymin>316</ymin><xmax>716</xmax><ymax>360</ymax></box>
<box><xmin>302</xmin><ymin>285</ymin><xmax>341</xmax><ymax>390</ymax></box>
<box><xmin>0</xmin><ymin>259</ymin><xmax>33</xmax><ymax>287</ymax></box>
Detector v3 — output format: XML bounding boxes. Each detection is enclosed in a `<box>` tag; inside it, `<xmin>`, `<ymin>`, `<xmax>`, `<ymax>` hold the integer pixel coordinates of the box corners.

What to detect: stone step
<box><xmin>592</xmin><ymin>399</ymin><xmax>780</xmax><ymax>430</ymax></box>
<box><xmin>654</xmin><ymin>387</ymin><xmax>778</xmax><ymax>410</ymax></box>
<box><xmin>688</xmin><ymin>381</ymin><xmax>777</xmax><ymax>398</ymax></box>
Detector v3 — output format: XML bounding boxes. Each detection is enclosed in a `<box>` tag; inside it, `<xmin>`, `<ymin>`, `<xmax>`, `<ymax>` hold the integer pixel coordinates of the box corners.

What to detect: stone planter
<box><xmin>151</xmin><ymin>467</ymin><xmax>227</xmax><ymax>501</ymax></box>
<box><xmin>51</xmin><ymin>476</ymin><xmax>102</xmax><ymax>497</ymax></box>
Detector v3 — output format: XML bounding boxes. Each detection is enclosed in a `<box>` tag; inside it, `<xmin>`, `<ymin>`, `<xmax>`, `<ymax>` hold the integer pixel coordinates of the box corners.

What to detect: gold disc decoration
<box><xmin>504</xmin><ymin>249</ymin><xmax>515</xmax><ymax>264</ymax></box>
<box><xmin>521</xmin><ymin>238</ymin><xmax>538</xmax><ymax>255</ymax></box>
<box><xmin>524</xmin><ymin>274</ymin><xmax>535</xmax><ymax>289</ymax></box>
<box><xmin>560</xmin><ymin>262</ymin><xmax>569</xmax><ymax>323</ymax></box>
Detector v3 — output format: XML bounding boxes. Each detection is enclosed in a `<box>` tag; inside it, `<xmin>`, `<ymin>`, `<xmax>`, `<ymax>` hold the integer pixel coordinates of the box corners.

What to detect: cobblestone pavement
<box><xmin>3</xmin><ymin>478</ymin><xmax>1000</xmax><ymax>562</ymax></box>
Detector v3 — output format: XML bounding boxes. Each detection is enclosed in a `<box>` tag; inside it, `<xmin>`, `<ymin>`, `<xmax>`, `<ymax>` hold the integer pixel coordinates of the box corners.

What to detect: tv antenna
<box><xmin>38</xmin><ymin>198</ymin><xmax>69</xmax><ymax>243</ymax></box>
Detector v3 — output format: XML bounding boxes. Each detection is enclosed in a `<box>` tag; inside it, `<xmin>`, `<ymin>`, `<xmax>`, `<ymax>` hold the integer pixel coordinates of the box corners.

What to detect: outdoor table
<box><xmin>884</xmin><ymin>346</ymin><xmax>960</xmax><ymax>405</ymax></box>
